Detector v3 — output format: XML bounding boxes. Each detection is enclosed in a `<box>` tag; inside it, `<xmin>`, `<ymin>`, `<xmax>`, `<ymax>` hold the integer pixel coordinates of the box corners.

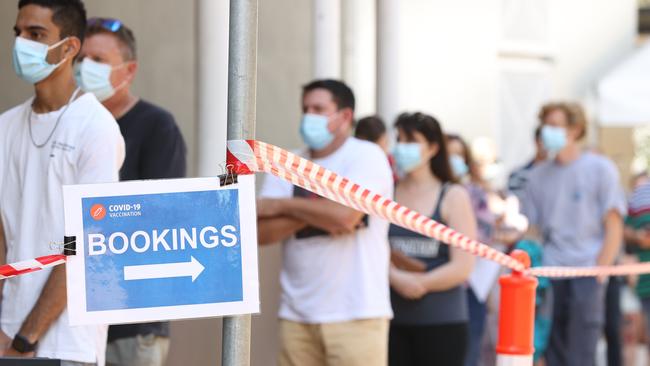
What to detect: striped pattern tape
<box><xmin>228</xmin><ymin>139</ymin><xmax>650</xmax><ymax>279</ymax></box>
<box><xmin>0</xmin><ymin>254</ymin><xmax>67</xmax><ymax>280</ymax></box>
<box><xmin>0</xmin><ymin>139</ymin><xmax>640</xmax><ymax>282</ymax></box>
<box><xmin>229</xmin><ymin>139</ymin><xmax>527</xmax><ymax>273</ymax></box>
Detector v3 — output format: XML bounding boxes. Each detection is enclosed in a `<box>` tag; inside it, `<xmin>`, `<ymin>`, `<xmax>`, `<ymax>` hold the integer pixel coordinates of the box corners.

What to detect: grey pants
<box><xmin>106</xmin><ymin>334</ymin><xmax>170</xmax><ymax>366</ymax></box>
<box><xmin>546</xmin><ymin>278</ymin><xmax>605</xmax><ymax>366</ymax></box>
<box><xmin>61</xmin><ymin>362</ymin><xmax>95</xmax><ymax>366</ymax></box>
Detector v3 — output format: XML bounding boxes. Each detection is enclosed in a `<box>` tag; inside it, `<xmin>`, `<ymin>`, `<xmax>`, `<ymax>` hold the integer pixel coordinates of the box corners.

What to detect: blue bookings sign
<box><xmin>81</xmin><ymin>190</ymin><xmax>243</xmax><ymax>311</ymax></box>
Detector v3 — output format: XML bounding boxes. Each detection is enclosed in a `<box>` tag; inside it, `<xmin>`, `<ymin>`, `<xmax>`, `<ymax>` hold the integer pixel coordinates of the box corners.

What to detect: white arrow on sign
<box><xmin>123</xmin><ymin>256</ymin><xmax>205</xmax><ymax>282</ymax></box>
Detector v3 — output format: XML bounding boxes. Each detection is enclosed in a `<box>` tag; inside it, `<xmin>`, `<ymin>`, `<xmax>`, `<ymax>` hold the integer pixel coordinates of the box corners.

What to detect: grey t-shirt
<box><xmin>522</xmin><ymin>152</ymin><xmax>626</xmax><ymax>267</ymax></box>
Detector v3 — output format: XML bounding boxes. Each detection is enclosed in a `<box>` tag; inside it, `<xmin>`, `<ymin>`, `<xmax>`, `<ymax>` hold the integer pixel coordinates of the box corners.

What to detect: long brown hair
<box><xmin>394</xmin><ymin>112</ymin><xmax>456</xmax><ymax>183</ymax></box>
<box><xmin>446</xmin><ymin>134</ymin><xmax>481</xmax><ymax>183</ymax></box>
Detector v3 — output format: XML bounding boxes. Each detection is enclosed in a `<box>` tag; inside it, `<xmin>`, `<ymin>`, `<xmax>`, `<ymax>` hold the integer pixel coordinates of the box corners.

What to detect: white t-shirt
<box><xmin>0</xmin><ymin>93</ymin><xmax>125</xmax><ymax>364</ymax></box>
<box><xmin>260</xmin><ymin>137</ymin><xmax>394</xmax><ymax>323</ymax></box>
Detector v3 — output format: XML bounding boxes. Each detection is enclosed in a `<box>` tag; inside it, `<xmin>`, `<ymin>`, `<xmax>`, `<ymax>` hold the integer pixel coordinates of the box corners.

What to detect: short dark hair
<box><xmin>395</xmin><ymin>112</ymin><xmax>456</xmax><ymax>184</ymax></box>
<box><xmin>19</xmin><ymin>0</ymin><xmax>87</xmax><ymax>43</ymax></box>
<box><xmin>302</xmin><ymin>79</ymin><xmax>355</xmax><ymax>112</ymax></box>
<box><xmin>355</xmin><ymin>116</ymin><xmax>386</xmax><ymax>143</ymax></box>
<box><xmin>86</xmin><ymin>18</ymin><xmax>137</xmax><ymax>61</ymax></box>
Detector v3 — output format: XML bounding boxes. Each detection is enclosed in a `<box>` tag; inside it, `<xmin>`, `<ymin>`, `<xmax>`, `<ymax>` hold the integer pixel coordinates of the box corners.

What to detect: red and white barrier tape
<box><xmin>0</xmin><ymin>254</ymin><xmax>67</xmax><ymax>280</ymax></box>
<box><xmin>0</xmin><ymin>140</ymin><xmax>643</xmax><ymax>281</ymax></box>
<box><xmin>229</xmin><ymin>139</ymin><xmax>527</xmax><ymax>273</ymax></box>
<box><xmin>228</xmin><ymin>139</ymin><xmax>650</xmax><ymax>280</ymax></box>
<box><xmin>527</xmin><ymin>263</ymin><xmax>650</xmax><ymax>278</ymax></box>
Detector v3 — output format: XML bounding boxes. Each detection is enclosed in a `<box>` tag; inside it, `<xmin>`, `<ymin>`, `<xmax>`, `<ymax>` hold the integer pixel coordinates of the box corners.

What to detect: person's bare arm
<box><xmin>597</xmin><ymin>209</ymin><xmax>624</xmax><ymax>267</ymax></box>
<box><xmin>257</xmin><ymin>199</ymin><xmax>307</xmax><ymax>245</ymax></box>
<box><xmin>0</xmin><ymin>219</ymin><xmax>10</xmax><ymax>353</ymax></box>
<box><xmin>419</xmin><ymin>185</ymin><xmax>476</xmax><ymax>292</ymax></box>
<box><xmin>624</xmin><ymin>226</ymin><xmax>650</xmax><ymax>249</ymax></box>
<box><xmin>258</xmin><ymin>217</ymin><xmax>307</xmax><ymax>245</ymax></box>
<box><xmin>0</xmin><ymin>219</ymin><xmax>6</xmax><ymax>296</ymax></box>
<box><xmin>263</xmin><ymin>198</ymin><xmax>364</xmax><ymax>236</ymax></box>
<box><xmin>16</xmin><ymin>266</ymin><xmax>66</xmax><ymax>344</ymax></box>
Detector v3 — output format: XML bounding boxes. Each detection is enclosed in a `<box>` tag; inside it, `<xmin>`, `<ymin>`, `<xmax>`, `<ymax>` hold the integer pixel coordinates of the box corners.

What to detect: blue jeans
<box><xmin>546</xmin><ymin>278</ymin><xmax>605</xmax><ymax>366</ymax></box>
<box><xmin>464</xmin><ymin>288</ymin><xmax>486</xmax><ymax>366</ymax></box>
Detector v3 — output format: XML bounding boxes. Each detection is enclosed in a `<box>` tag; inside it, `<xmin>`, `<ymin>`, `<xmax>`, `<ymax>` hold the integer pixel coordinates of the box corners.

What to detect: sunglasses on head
<box><xmin>87</xmin><ymin>18</ymin><xmax>123</xmax><ymax>32</ymax></box>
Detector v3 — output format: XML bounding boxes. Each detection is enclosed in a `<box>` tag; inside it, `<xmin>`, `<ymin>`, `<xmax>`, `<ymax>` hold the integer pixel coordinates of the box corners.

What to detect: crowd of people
<box><xmin>256</xmin><ymin>76</ymin><xmax>650</xmax><ymax>366</ymax></box>
<box><xmin>0</xmin><ymin>1</ymin><xmax>650</xmax><ymax>366</ymax></box>
<box><xmin>253</xmin><ymin>72</ymin><xmax>632</xmax><ymax>366</ymax></box>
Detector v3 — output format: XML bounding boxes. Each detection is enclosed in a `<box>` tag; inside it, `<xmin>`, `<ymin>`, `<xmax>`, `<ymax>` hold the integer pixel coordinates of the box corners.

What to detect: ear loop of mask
<box><xmin>48</xmin><ymin>37</ymin><xmax>70</xmax><ymax>69</ymax></box>
<box><xmin>110</xmin><ymin>62</ymin><xmax>133</xmax><ymax>93</ymax></box>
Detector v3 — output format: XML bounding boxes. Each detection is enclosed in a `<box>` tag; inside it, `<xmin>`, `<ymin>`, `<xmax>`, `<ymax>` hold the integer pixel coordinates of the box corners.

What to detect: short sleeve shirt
<box><xmin>522</xmin><ymin>152</ymin><xmax>626</xmax><ymax>266</ymax></box>
<box><xmin>260</xmin><ymin>137</ymin><xmax>394</xmax><ymax>323</ymax></box>
<box><xmin>0</xmin><ymin>93</ymin><xmax>124</xmax><ymax>363</ymax></box>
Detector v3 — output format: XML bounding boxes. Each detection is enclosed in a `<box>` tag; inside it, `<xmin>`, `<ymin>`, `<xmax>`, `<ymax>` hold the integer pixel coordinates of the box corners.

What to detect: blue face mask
<box><xmin>75</xmin><ymin>58</ymin><xmax>126</xmax><ymax>102</ymax></box>
<box><xmin>300</xmin><ymin>114</ymin><xmax>334</xmax><ymax>150</ymax></box>
<box><xmin>393</xmin><ymin>142</ymin><xmax>423</xmax><ymax>174</ymax></box>
<box><xmin>13</xmin><ymin>37</ymin><xmax>69</xmax><ymax>84</ymax></box>
<box><xmin>541</xmin><ymin>125</ymin><xmax>567</xmax><ymax>154</ymax></box>
<box><xmin>450</xmin><ymin>154</ymin><xmax>469</xmax><ymax>178</ymax></box>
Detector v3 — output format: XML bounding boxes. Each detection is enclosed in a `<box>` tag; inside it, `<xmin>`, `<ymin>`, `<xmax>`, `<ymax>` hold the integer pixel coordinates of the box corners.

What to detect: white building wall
<box><xmin>548</xmin><ymin>0</ymin><xmax>637</xmax><ymax>100</ymax></box>
<box><xmin>399</xmin><ymin>0</ymin><xmax>501</xmax><ymax>142</ymax></box>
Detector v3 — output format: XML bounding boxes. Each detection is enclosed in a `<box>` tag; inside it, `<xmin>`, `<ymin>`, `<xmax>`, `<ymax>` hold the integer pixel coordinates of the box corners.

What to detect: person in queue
<box><xmin>0</xmin><ymin>0</ymin><xmax>124</xmax><ymax>364</ymax></box>
<box><xmin>522</xmin><ymin>102</ymin><xmax>626</xmax><ymax>366</ymax></box>
<box><xmin>77</xmin><ymin>17</ymin><xmax>186</xmax><ymax>366</ymax></box>
<box><xmin>388</xmin><ymin>112</ymin><xmax>476</xmax><ymax>366</ymax></box>
<box><xmin>257</xmin><ymin>79</ymin><xmax>394</xmax><ymax>366</ymax></box>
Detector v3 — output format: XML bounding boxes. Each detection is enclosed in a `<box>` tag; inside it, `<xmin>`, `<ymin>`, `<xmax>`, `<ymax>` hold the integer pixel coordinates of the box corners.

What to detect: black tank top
<box><xmin>389</xmin><ymin>184</ymin><xmax>469</xmax><ymax>325</ymax></box>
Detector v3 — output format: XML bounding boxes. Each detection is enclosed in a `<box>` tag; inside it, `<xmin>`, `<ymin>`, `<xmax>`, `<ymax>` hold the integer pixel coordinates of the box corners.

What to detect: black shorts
<box><xmin>389</xmin><ymin>322</ymin><xmax>468</xmax><ymax>366</ymax></box>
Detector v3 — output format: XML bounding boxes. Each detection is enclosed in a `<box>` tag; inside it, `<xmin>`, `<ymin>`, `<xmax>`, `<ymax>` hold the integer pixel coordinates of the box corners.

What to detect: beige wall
<box><xmin>599</xmin><ymin>127</ymin><xmax>636</xmax><ymax>190</ymax></box>
<box><xmin>252</xmin><ymin>0</ymin><xmax>311</xmax><ymax>365</ymax></box>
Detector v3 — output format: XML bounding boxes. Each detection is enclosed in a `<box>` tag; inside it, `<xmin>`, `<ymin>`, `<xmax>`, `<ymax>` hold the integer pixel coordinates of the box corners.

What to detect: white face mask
<box><xmin>74</xmin><ymin>58</ymin><xmax>128</xmax><ymax>101</ymax></box>
<box><xmin>13</xmin><ymin>37</ymin><xmax>69</xmax><ymax>84</ymax></box>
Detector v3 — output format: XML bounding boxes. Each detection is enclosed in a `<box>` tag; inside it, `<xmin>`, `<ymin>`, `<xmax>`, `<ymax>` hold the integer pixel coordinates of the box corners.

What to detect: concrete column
<box><xmin>197</xmin><ymin>0</ymin><xmax>230</xmax><ymax>176</ymax></box>
<box><xmin>376</xmin><ymin>0</ymin><xmax>400</xmax><ymax>125</ymax></box>
<box><xmin>313</xmin><ymin>0</ymin><xmax>342</xmax><ymax>79</ymax></box>
<box><xmin>342</xmin><ymin>0</ymin><xmax>376</xmax><ymax>117</ymax></box>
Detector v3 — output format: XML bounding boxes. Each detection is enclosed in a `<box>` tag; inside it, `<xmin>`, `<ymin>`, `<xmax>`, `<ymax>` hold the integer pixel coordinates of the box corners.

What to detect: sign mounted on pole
<box><xmin>63</xmin><ymin>176</ymin><xmax>259</xmax><ymax>325</ymax></box>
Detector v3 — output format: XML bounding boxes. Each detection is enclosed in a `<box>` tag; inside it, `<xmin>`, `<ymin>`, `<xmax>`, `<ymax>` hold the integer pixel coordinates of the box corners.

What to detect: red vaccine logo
<box><xmin>90</xmin><ymin>204</ymin><xmax>107</xmax><ymax>221</ymax></box>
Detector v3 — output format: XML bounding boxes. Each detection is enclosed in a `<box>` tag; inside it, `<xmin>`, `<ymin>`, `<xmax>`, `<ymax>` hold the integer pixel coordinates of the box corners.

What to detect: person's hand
<box><xmin>0</xmin><ymin>330</ymin><xmax>11</xmax><ymax>356</ymax></box>
<box><xmin>636</xmin><ymin>229</ymin><xmax>650</xmax><ymax>249</ymax></box>
<box><xmin>596</xmin><ymin>274</ymin><xmax>608</xmax><ymax>285</ymax></box>
<box><xmin>624</xmin><ymin>226</ymin><xmax>637</xmax><ymax>243</ymax></box>
<box><xmin>1</xmin><ymin>345</ymin><xmax>34</xmax><ymax>358</ymax></box>
<box><xmin>390</xmin><ymin>269</ymin><xmax>427</xmax><ymax>300</ymax></box>
<box><xmin>256</xmin><ymin>199</ymin><xmax>284</xmax><ymax>218</ymax></box>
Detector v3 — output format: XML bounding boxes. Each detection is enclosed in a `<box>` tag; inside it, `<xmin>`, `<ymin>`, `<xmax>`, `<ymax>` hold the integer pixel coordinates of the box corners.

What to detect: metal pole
<box><xmin>223</xmin><ymin>0</ymin><xmax>258</xmax><ymax>365</ymax></box>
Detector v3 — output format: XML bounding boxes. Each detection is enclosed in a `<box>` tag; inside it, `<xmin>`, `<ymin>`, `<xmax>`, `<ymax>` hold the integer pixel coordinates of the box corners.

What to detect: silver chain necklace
<box><xmin>28</xmin><ymin>87</ymin><xmax>81</xmax><ymax>148</ymax></box>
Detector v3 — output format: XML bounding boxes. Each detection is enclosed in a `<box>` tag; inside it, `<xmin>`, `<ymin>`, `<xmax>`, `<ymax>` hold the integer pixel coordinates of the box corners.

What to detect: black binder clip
<box><xmin>63</xmin><ymin>235</ymin><xmax>76</xmax><ymax>256</ymax></box>
<box><xmin>219</xmin><ymin>163</ymin><xmax>238</xmax><ymax>187</ymax></box>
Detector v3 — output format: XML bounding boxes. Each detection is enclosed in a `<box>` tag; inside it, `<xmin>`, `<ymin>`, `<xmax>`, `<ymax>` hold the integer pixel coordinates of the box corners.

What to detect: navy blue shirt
<box><xmin>389</xmin><ymin>184</ymin><xmax>468</xmax><ymax>325</ymax></box>
<box><xmin>108</xmin><ymin>100</ymin><xmax>186</xmax><ymax>342</ymax></box>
